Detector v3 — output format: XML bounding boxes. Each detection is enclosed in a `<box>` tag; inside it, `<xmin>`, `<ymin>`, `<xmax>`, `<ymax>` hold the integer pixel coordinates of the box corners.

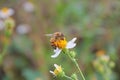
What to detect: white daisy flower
<box><xmin>23</xmin><ymin>2</ymin><xmax>34</xmax><ymax>13</ymax></box>
<box><xmin>0</xmin><ymin>7</ymin><xmax>14</xmax><ymax>19</ymax></box>
<box><xmin>50</xmin><ymin>64</ymin><xmax>62</xmax><ymax>76</ymax></box>
<box><xmin>16</xmin><ymin>24</ymin><xmax>30</xmax><ymax>34</ymax></box>
<box><xmin>51</xmin><ymin>37</ymin><xmax>77</xmax><ymax>58</ymax></box>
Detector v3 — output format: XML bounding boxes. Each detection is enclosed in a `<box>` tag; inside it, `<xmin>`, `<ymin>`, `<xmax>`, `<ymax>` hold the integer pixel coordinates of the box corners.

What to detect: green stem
<box><xmin>103</xmin><ymin>63</ymin><xmax>109</xmax><ymax>80</ymax></box>
<box><xmin>64</xmin><ymin>50</ymin><xmax>85</xmax><ymax>80</ymax></box>
<box><xmin>64</xmin><ymin>75</ymin><xmax>73</xmax><ymax>80</ymax></box>
<box><xmin>0</xmin><ymin>44</ymin><xmax>8</xmax><ymax>65</ymax></box>
<box><xmin>72</xmin><ymin>59</ymin><xmax>85</xmax><ymax>80</ymax></box>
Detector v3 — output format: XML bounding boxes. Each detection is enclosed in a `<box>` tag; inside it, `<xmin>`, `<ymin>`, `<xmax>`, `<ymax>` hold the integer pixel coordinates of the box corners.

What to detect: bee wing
<box><xmin>45</xmin><ymin>34</ymin><xmax>53</xmax><ymax>37</ymax></box>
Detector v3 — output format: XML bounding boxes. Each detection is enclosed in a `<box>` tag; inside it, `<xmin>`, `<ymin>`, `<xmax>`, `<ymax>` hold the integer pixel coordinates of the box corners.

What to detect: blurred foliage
<box><xmin>0</xmin><ymin>0</ymin><xmax>120</xmax><ymax>80</ymax></box>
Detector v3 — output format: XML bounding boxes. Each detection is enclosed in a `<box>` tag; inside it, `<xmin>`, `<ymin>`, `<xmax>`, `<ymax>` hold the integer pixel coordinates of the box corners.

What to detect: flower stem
<box><xmin>72</xmin><ymin>59</ymin><xmax>85</xmax><ymax>80</ymax></box>
<box><xmin>64</xmin><ymin>75</ymin><xmax>73</xmax><ymax>80</ymax></box>
<box><xmin>64</xmin><ymin>50</ymin><xmax>85</xmax><ymax>80</ymax></box>
<box><xmin>0</xmin><ymin>43</ymin><xmax>9</xmax><ymax>65</ymax></box>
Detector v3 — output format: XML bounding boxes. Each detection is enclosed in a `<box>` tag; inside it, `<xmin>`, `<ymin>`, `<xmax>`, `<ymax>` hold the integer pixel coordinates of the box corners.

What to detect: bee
<box><xmin>46</xmin><ymin>32</ymin><xmax>66</xmax><ymax>49</ymax></box>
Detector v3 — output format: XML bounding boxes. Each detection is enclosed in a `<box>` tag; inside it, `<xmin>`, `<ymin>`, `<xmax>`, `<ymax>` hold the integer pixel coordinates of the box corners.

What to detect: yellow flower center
<box><xmin>1</xmin><ymin>7</ymin><xmax>9</xmax><ymax>13</ymax></box>
<box><xmin>54</xmin><ymin>39</ymin><xmax>67</xmax><ymax>49</ymax></box>
<box><xmin>54</xmin><ymin>66</ymin><xmax>62</xmax><ymax>76</ymax></box>
<box><xmin>96</xmin><ymin>50</ymin><xmax>105</xmax><ymax>57</ymax></box>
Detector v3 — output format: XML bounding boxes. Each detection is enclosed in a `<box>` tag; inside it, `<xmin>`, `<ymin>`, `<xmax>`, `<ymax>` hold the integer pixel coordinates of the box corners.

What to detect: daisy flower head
<box><xmin>4</xmin><ymin>18</ymin><xmax>15</xmax><ymax>37</ymax></box>
<box><xmin>50</xmin><ymin>64</ymin><xmax>64</xmax><ymax>77</ymax></box>
<box><xmin>16</xmin><ymin>24</ymin><xmax>31</xmax><ymax>35</ymax></box>
<box><xmin>50</xmin><ymin>32</ymin><xmax>77</xmax><ymax>58</ymax></box>
<box><xmin>23</xmin><ymin>1</ymin><xmax>34</xmax><ymax>13</ymax></box>
<box><xmin>0</xmin><ymin>7</ymin><xmax>14</xmax><ymax>19</ymax></box>
<box><xmin>96</xmin><ymin>50</ymin><xmax>105</xmax><ymax>57</ymax></box>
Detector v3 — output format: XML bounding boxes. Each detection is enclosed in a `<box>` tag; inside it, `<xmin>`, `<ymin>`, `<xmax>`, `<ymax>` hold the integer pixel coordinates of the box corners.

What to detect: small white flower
<box><xmin>16</xmin><ymin>24</ymin><xmax>30</xmax><ymax>34</ymax></box>
<box><xmin>50</xmin><ymin>64</ymin><xmax>62</xmax><ymax>76</ymax></box>
<box><xmin>0</xmin><ymin>7</ymin><xmax>14</xmax><ymax>19</ymax></box>
<box><xmin>23</xmin><ymin>2</ymin><xmax>34</xmax><ymax>13</ymax></box>
<box><xmin>51</xmin><ymin>37</ymin><xmax>77</xmax><ymax>58</ymax></box>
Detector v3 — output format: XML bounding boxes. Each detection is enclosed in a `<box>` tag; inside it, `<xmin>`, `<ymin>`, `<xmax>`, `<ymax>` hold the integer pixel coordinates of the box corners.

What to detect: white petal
<box><xmin>71</xmin><ymin>37</ymin><xmax>77</xmax><ymax>43</ymax></box>
<box><xmin>0</xmin><ymin>11</ymin><xmax>8</xmax><ymax>19</ymax></box>
<box><xmin>50</xmin><ymin>71</ymin><xmax>55</xmax><ymax>75</ymax></box>
<box><xmin>51</xmin><ymin>48</ymin><xmax>62</xmax><ymax>58</ymax></box>
<box><xmin>66</xmin><ymin>37</ymin><xmax>77</xmax><ymax>49</ymax></box>
<box><xmin>66</xmin><ymin>43</ymin><xmax>76</xmax><ymax>49</ymax></box>
<box><xmin>8</xmin><ymin>9</ymin><xmax>14</xmax><ymax>16</ymax></box>
<box><xmin>54</xmin><ymin>64</ymin><xmax>59</xmax><ymax>68</ymax></box>
<box><xmin>54</xmin><ymin>64</ymin><xmax>61</xmax><ymax>71</ymax></box>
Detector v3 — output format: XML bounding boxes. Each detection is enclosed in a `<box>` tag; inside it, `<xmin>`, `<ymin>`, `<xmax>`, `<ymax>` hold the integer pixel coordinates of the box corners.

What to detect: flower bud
<box><xmin>71</xmin><ymin>73</ymin><xmax>78</xmax><ymax>80</ymax></box>
<box><xmin>50</xmin><ymin>64</ymin><xmax>65</xmax><ymax>77</ymax></box>
<box><xmin>93</xmin><ymin>59</ymin><xmax>99</xmax><ymax>67</ymax></box>
<box><xmin>69</xmin><ymin>51</ymin><xmax>76</xmax><ymax>58</ymax></box>
<box><xmin>109</xmin><ymin>61</ymin><xmax>115</xmax><ymax>68</ymax></box>
<box><xmin>4</xmin><ymin>18</ymin><xmax>15</xmax><ymax>37</ymax></box>
<box><xmin>98</xmin><ymin>65</ymin><xmax>104</xmax><ymax>74</ymax></box>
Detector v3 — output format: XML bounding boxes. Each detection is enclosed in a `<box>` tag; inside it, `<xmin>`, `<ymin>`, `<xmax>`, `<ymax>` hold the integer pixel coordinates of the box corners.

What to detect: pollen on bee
<box><xmin>50</xmin><ymin>32</ymin><xmax>67</xmax><ymax>49</ymax></box>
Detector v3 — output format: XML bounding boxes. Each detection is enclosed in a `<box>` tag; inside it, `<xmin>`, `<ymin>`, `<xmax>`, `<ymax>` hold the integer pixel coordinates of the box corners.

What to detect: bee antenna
<box><xmin>45</xmin><ymin>34</ymin><xmax>53</xmax><ymax>36</ymax></box>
